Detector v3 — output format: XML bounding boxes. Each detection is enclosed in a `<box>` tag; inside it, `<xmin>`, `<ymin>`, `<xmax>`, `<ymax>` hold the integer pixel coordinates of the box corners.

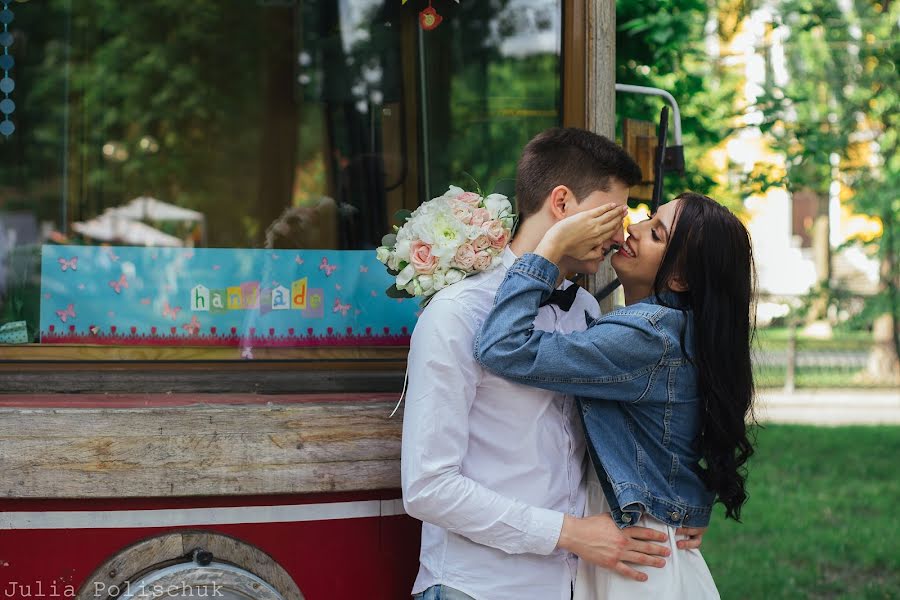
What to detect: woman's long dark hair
<box><xmin>653</xmin><ymin>192</ymin><xmax>756</xmax><ymax>521</ymax></box>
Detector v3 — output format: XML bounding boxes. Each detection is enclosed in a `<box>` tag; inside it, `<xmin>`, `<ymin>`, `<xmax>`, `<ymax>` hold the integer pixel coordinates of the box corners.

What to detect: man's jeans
<box><xmin>412</xmin><ymin>585</ymin><xmax>476</xmax><ymax>600</ymax></box>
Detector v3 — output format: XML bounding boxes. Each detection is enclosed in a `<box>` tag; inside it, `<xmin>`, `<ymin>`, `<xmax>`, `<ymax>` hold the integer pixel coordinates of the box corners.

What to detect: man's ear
<box><xmin>547</xmin><ymin>185</ymin><xmax>571</xmax><ymax>220</ymax></box>
<box><xmin>668</xmin><ymin>275</ymin><xmax>689</xmax><ymax>292</ymax></box>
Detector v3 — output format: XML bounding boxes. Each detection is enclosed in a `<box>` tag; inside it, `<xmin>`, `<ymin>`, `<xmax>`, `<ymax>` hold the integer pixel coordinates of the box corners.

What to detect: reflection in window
<box><xmin>0</xmin><ymin>0</ymin><xmax>562</xmax><ymax>350</ymax></box>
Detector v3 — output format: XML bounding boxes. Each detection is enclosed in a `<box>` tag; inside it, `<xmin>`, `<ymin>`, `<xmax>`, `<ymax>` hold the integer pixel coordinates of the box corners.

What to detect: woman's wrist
<box><xmin>534</xmin><ymin>235</ymin><xmax>564</xmax><ymax>266</ymax></box>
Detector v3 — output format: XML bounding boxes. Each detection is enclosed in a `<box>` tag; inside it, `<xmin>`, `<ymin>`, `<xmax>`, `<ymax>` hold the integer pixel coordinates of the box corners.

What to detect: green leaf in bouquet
<box><xmin>393</xmin><ymin>209</ymin><xmax>412</xmax><ymax>224</ymax></box>
<box><xmin>461</xmin><ymin>171</ymin><xmax>483</xmax><ymax>197</ymax></box>
<box><xmin>385</xmin><ymin>284</ymin><xmax>414</xmax><ymax>299</ymax></box>
<box><xmin>382</xmin><ymin>233</ymin><xmax>397</xmax><ymax>247</ymax></box>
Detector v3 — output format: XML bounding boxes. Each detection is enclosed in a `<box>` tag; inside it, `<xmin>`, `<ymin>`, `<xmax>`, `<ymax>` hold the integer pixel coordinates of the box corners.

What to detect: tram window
<box><xmin>0</xmin><ymin>0</ymin><xmax>563</xmax><ymax>359</ymax></box>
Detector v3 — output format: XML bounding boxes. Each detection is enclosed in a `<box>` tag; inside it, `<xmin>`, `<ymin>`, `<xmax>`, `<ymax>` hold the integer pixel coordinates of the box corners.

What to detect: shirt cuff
<box><xmin>525</xmin><ymin>506</ymin><xmax>566</xmax><ymax>555</ymax></box>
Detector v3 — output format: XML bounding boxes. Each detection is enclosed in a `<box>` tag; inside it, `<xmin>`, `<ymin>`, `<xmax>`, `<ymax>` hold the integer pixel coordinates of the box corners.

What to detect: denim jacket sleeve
<box><xmin>474</xmin><ymin>253</ymin><xmax>666</xmax><ymax>402</ymax></box>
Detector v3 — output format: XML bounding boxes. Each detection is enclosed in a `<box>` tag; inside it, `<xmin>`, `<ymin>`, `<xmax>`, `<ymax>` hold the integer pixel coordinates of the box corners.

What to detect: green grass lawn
<box><xmin>702</xmin><ymin>425</ymin><xmax>900</xmax><ymax>599</ymax></box>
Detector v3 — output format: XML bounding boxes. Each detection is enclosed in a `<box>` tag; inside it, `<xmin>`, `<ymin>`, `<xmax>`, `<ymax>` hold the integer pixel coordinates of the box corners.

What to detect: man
<box><xmin>401</xmin><ymin>128</ymin><xmax>701</xmax><ymax>600</ymax></box>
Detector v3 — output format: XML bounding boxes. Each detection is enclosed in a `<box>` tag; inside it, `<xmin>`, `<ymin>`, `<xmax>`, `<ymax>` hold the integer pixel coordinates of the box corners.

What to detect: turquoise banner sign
<box><xmin>39</xmin><ymin>245</ymin><xmax>418</xmax><ymax>348</ymax></box>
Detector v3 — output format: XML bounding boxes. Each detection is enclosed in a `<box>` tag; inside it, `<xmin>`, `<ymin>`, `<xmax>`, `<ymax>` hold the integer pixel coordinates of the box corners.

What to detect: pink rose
<box><xmin>451</xmin><ymin>201</ymin><xmax>474</xmax><ymax>225</ymax></box>
<box><xmin>470</xmin><ymin>208</ymin><xmax>491</xmax><ymax>227</ymax></box>
<box><xmin>456</xmin><ymin>191</ymin><xmax>482</xmax><ymax>206</ymax></box>
<box><xmin>473</xmin><ymin>235</ymin><xmax>491</xmax><ymax>252</ymax></box>
<box><xmin>481</xmin><ymin>220</ymin><xmax>507</xmax><ymax>242</ymax></box>
<box><xmin>490</xmin><ymin>229</ymin><xmax>510</xmax><ymax>250</ymax></box>
<box><xmin>473</xmin><ymin>251</ymin><xmax>493</xmax><ymax>271</ymax></box>
<box><xmin>453</xmin><ymin>243</ymin><xmax>477</xmax><ymax>271</ymax></box>
<box><xmin>410</xmin><ymin>240</ymin><xmax>438</xmax><ymax>274</ymax></box>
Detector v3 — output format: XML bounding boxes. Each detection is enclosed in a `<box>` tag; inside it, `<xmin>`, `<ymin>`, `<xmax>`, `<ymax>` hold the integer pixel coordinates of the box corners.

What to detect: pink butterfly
<box><xmin>333</xmin><ymin>299</ymin><xmax>351</xmax><ymax>316</ymax></box>
<box><xmin>107</xmin><ymin>310</ymin><xmax>115</xmax><ymax>318</ymax></box>
<box><xmin>109</xmin><ymin>274</ymin><xmax>129</xmax><ymax>294</ymax></box>
<box><xmin>56</xmin><ymin>304</ymin><xmax>76</xmax><ymax>323</ymax></box>
<box><xmin>212</xmin><ymin>264</ymin><xmax>221</xmax><ymax>271</ymax></box>
<box><xmin>295</xmin><ymin>255</ymin><xmax>305</xmax><ymax>265</ymax></box>
<box><xmin>319</xmin><ymin>257</ymin><xmax>337</xmax><ymax>277</ymax></box>
<box><xmin>162</xmin><ymin>301</ymin><xmax>182</xmax><ymax>320</ymax></box>
<box><xmin>182</xmin><ymin>315</ymin><xmax>201</xmax><ymax>335</ymax></box>
<box><xmin>370</xmin><ymin>290</ymin><xmax>378</xmax><ymax>297</ymax></box>
<box><xmin>58</xmin><ymin>257</ymin><xmax>78</xmax><ymax>271</ymax></box>
<box><xmin>140</xmin><ymin>297</ymin><xmax>151</xmax><ymax>305</ymax></box>
<box><xmin>359</xmin><ymin>265</ymin><xmax>369</xmax><ymax>273</ymax></box>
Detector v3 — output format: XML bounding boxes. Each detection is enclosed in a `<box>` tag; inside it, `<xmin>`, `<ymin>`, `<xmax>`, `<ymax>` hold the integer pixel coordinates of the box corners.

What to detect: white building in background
<box><xmin>715</xmin><ymin>5</ymin><xmax>880</xmax><ymax>320</ymax></box>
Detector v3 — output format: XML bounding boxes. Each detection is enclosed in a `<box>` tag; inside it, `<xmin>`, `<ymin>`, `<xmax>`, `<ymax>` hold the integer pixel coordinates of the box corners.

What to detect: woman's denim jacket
<box><xmin>474</xmin><ymin>253</ymin><xmax>715</xmax><ymax>529</ymax></box>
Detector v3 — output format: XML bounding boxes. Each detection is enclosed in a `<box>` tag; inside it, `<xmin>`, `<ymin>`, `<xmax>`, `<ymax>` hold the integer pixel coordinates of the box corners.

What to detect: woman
<box><xmin>475</xmin><ymin>192</ymin><xmax>756</xmax><ymax>599</ymax></box>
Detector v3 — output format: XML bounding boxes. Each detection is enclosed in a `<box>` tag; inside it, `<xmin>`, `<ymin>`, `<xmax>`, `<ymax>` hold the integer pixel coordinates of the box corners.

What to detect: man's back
<box><xmin>401</xmin><ymin>249</ymin><xmax>600</xmax><ymax>600</ymax></box>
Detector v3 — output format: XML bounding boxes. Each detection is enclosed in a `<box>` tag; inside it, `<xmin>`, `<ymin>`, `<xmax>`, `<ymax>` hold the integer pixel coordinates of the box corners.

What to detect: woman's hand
<box><xmin>675</xmin><ymin>526</ymin><xmax>707</xmax><ymax>550</ymax></box>
<box><xmin>535</xmin><ymin>203</ymin><xmax>628</xmax><ymax>266</ymax></box>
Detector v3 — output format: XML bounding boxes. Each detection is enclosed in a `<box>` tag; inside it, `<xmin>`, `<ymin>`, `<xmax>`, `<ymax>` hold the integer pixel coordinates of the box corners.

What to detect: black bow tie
<box><xmin>540</xmin><ymin>283</ymin><xmax>579</xmax><ymax>311</ymax></box>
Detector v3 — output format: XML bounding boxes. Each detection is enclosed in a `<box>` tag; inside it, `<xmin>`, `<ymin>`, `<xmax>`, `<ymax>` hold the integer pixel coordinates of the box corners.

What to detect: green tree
<box><xmin>757</xmin><ymin>0</ymin><xmax>899</xmax><ymax>380</ymax></box>
<box><xmin>615</xmin><ymin>0</ymin><xmax>748</xmax><ymax>211</ymax></box>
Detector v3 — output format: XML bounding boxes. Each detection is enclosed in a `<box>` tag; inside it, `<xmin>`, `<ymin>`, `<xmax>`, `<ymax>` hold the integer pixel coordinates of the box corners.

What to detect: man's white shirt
<box><xmin>402</xmin><ymin>248</ymin><xmax>602</xmax><ymax>600</ymax></box>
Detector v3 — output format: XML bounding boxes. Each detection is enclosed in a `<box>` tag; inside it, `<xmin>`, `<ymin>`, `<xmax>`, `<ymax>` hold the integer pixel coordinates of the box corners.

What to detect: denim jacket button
<box><xmin>621</xmin><ymin>513</ymin><xmax>632</xmax><ymax>523</ymax></box>
<box><xmin>669</xmin><ymin>511</ymin><xmax>681</xmax><ymax>521</ymax></box>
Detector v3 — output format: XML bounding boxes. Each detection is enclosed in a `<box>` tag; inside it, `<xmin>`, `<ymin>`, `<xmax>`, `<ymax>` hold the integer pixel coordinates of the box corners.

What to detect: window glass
<box><xmin>0</xmin><ymin>0</ymin><xmax>562</xmax><ymax>356</ymax></box>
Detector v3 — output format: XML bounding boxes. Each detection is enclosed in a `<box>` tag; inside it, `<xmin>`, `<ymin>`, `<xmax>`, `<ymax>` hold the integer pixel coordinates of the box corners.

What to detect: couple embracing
<box><xmin>401</xmin><ymin>128</ymin><xmax>755</xmax><ymax>600</ymax></box>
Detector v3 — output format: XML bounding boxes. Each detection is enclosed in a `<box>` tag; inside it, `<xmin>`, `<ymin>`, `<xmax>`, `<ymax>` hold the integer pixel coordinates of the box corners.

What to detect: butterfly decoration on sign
<box><xmin>182</xmin><ymin>315</ymin><xmax>201</xmax><ymax>335</ymax></box>
<box><xmin>319</xmin><ymin>257</ymin><xmax>337</xmax><ymax>277</ymax></box>
<box><xmin>162</xmin><ymin>301</ymin><xmax>182</xmax><ymax>321</ymax></box>
<box><xmin>332</xmin><ymin>298</ymin><xmax>351</xmax><ymax>316</ymax></box>
<box><xmin>58</xmin><ymin>257</ymin><xmax>78</xmax><ymax>272</ymax></box>
<box><xmin>108</xmin><ymin>274</ymin><xmax>129</xmax><ymax>294</ymax></box>
<box><xmin>56</xmin><ymin>303</ymin><xmax>76</xmax><ymax>323</ymax></box>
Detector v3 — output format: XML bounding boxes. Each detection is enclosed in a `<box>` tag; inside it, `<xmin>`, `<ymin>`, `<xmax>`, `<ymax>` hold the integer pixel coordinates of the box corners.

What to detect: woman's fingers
<box><xmin>675</xmin><ymin>526</ymin><xmax>706</xmax><ymax>550</ymax></box>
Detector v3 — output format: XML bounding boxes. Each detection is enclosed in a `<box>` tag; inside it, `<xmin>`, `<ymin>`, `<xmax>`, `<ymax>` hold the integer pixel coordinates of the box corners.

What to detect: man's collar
<box><xmin>503</xmin><ymin>245</ymin><xmax>574</xmax><ymax>292</ymax></box>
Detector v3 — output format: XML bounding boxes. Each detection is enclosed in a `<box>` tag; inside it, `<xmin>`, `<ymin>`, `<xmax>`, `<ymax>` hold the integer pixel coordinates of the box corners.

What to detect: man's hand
<box><xmin>675</xmin><ymin>526</ymin><xmax>707</xmax><ymax>550</ymax></box>
<box><xmin>556</xmin><ymin>513</ymin><xmax>669</xmax><ymax>582</ymax></box>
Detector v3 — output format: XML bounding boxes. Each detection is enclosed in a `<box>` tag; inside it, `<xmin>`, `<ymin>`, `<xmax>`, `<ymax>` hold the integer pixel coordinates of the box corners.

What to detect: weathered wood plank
<box><xmin>0</xmin><ymin>400</ymin><xmax>405</xmax><ymax>498</ymax></box>
<box><xmin>0</xmin><ymin>369</ymin><xmax>406</xmax><ymax>394</ymax></box>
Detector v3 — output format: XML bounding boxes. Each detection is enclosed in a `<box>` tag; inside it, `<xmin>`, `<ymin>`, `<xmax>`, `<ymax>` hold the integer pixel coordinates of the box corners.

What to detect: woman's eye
<box><xmin>651</xmin><ymin>229</ymin><xmax>660</xmax><ymax>241</ymax></box>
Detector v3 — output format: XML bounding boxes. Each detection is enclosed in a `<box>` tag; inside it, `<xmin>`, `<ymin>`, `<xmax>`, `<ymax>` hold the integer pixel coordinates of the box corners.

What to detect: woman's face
<box><xmin>611</xmin><ymin>199</ymin><xmax>681</xmax><ymax>299</ymax></box>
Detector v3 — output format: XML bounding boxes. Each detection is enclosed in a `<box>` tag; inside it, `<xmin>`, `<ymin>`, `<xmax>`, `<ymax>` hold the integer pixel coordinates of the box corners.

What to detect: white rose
<box><xmin>395</xmin><ymin>264</ymin><xmax>416</xmax><ymax>287</ymax></box>
<box><xmin>484</xmin><ymin>193</ymin><xmax>513</xmax><ymax>219</ymax></box>
<box><xmin>444</xmin><ymin>269</ymin><xmax>465</xmax><ymax>285</ymax></box>
<box><xmin>375</xmin><ymin>246</ymin><xmax>391</xmax><ymax>264</ymax></box>
<box><xmin>394</xmin><ymin>238</ymin><xmax>411</xmax><ymax>260</ymax></box>
<box><xmin>432</xmin><ymin>270</ymin><xmax>447</xmax><ymax>290</ymax></box>
<box><xmin>418</xmin><ymin>274</ymin><xmax>434</xmax><ymax>292</ymax></box>
<box><xmin>405</xmin><ymin>278</ymin><xmax>423</xmax><ymax>296</ymax></box>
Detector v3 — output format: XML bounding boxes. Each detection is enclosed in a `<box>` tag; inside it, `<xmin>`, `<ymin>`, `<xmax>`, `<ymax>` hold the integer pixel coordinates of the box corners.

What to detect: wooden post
<box><xmin>784</xmin><ymin>322</ymin><xmax>797</xmax><ymax>393</ymax></box>
<box><xmin>586</xmin><ymin>0</ymin><xmax>618</xmax><ymax>313</ymax></box>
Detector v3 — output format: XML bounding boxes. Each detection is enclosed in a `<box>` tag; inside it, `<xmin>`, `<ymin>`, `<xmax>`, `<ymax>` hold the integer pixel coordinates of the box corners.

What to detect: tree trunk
<box><xmin>805</xmin><ymin>189</ymin><xmax>832</xmax><ymax>327</ymax></box>
<box><xmin>866</xmin><ymin>207</ymin><xmax>900</xmax><ymax>384</ymax></box>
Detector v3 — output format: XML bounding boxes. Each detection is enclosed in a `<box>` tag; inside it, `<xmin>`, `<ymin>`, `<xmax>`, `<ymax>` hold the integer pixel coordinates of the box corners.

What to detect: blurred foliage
<box><xmin>756</xmin><ymin>1</ymin><xmax>898</xmax><ymax>352</ymax></box>
<box><xmin>616</xmin><ymin>0</ymin><xmax>747</xmax><ymax>212</ymax></box>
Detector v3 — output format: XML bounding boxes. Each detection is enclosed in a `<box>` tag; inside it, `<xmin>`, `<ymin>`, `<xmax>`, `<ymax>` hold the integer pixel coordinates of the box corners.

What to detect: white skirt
<box><xmin>573</xmin><ymin>468</ymin><xmax>720</xmax><ymax>600</ymax></box>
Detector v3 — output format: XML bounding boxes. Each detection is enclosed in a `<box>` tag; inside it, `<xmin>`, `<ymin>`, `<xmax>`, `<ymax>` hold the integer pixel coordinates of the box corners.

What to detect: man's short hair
<box><xmin>515</xmin><ymin>128</ymin><xmax>642</xmax><ymax>220</ymax></box>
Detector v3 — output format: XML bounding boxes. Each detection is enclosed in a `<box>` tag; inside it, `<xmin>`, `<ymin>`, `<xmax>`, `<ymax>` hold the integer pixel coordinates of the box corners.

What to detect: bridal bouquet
<box><xmin>376</xmin><ymin>185</ymin><xmax>515</xmax><ymax>305</ymax></box>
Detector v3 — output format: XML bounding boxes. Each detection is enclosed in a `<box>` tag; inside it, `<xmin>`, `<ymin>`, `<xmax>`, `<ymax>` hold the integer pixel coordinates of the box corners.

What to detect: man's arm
<box><xmin>401</xmin><ymin>296</ymin><xmax>564</xmax><ymax>555</ymax></box>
